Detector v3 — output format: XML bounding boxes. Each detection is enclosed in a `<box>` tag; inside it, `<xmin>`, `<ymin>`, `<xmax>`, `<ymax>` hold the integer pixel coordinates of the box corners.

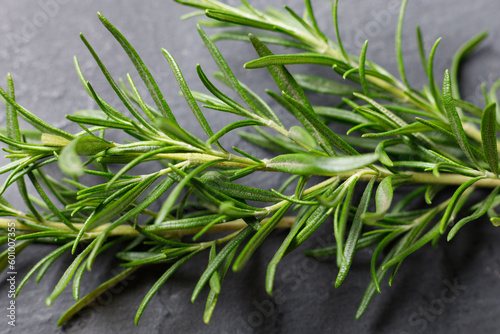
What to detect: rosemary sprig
<box><xmin>1</xmin><ymin>0</ymin><xmax>499</xmax><ymax>327</ymax></box>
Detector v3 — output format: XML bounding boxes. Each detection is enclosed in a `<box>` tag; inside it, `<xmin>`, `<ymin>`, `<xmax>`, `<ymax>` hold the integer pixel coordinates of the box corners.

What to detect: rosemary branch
<box><xmin>1</xmin><ymin>0</ymin><xmax>500</xmax><ymax>327</ymax></box>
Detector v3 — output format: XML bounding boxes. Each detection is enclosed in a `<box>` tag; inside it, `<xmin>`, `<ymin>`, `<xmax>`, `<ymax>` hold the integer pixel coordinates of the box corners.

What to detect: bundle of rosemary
<box><xmin>1</xmin><ymin>0</ymin><xmax>499</xmax><ymax>330</ymax></box>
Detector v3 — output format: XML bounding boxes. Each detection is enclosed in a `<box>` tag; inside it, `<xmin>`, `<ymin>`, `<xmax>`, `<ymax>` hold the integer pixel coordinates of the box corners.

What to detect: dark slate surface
<box><xmin>1</xmin><ymin>1</ymin><xmax>500</xmax><ymax>333</ymax></box>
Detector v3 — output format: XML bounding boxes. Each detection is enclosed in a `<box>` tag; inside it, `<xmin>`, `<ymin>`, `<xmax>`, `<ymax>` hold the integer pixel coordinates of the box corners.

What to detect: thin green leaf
<box><xmin>449</xmin><ymin>186</ymin><xmax>500</xmax><ymax>241</ymax></box>
<box><xmin>58</xmin><ymin>267</ymin><xmax>138</xmax><ymax>325</ymax></box>
<box><xmin>197</xmin><ymin>25</ymin><xmax>260</xmax><ymax>114</ymax></box>
<box><xmin>27</xmin><ymin>172</ymin><xmax>77</xmax><ymax>231</ymax></box>
<box><xmin>207</xmin><ymin>120</ymin><xmax>263</xmax><ymax>147</ymax></box>
<box><xmin>450</xmin><ymin>31</ymin><xmax>488</xmax><ymax>106</ymax></box>
<box><xmin>204</xmin><ymin>9</ymin><xmax>291</xmax><ymax>32</ymax></box>
<box><xmin>245</xmin><ymin>53</ymin><xmax>347</xmax><ymax>70</ymax></box>
<box><xmin>46</xmin><ymin>238</ymin><xmax>99</xmax><ymax>306</ymax></box>
<box><xmin>305</xmin><ymin>233</ymin><xmax>384</xmax><ymax>258</ymax></box>
<box><xmin>442</xmin><ymin>70</ymin><xmax>478</xmax><ymax>167</ymax></box>
<box><xmin>314</xmin><ymin>106</ymin><xmax>369</xmax><ymax>124</ymax></box>
<box><xmin>209</xmin><ymin>30</ymin><xmax>313</xmax><ymax>51</ymax></box>
<box><xmin>416</xmin><ymin>26</ymin><xmax>427</xmax><ymax>71</ymax></box>
<box><xmin>163</xmin><ymin>48</ymin><xmax>223</xmax><ymax>150</ymax></box>
<box><xmin>196</xmin><ymin>65</ymin><xmax>254</xmax><ymax>119</ymax></box>
<box><xmin>362</xmin><ymin>122</ymin><xmax>431</xmax><ymax>139</ymax></box>
<box><xmin>382</xmin><ymin>223</ymin><xmax>441</xmax><ymax>270</ymax></box>
<box><xmin>266</xmin><ymin>208</ymin><xmax>313</xmax><ymax>294</ymax></box>
<box><xmin>481</xmin><ymin>103</ymin><xmax>498</xmax><ymax>175</ymax></box>
<box><xmin>58</xmin><ymin>136</ymin><xmax>113</xmax><ymax>177</ymax></box>
<box><xmin>192</xmin><ymin>227</ymin><xmax>253</xmax><ymax>302</ymax></box>
<box><xmin>439</xmin><ymin>176</ymin><xmax>484</xmax><ymax>234</ymax></box>
<box><xmin>85</xmin><ymin>173</ymin><xmax>158</xmax><ymax>231</ymax></box>
<box><xmin>453</xmin><ymin>98</ymin><xmax>483</xmax><ymax>118</ymax></box>
<box><xmin>395</xmin><ymin>0</ymin><xmax>409</xmax><ymax>88</ymax></box>
<box><xmin>335</xmin><ymin>177</ymin><xmax>376</xmax><ymax>287</ymax></box>
<box><xmin>0</xmin><ymin>85</ymin><xmax>74</xmax><ymax>139</ymax></box>
<box><xmin>154</xmin><ymin>160</ymin><xmax>222</xmax><ymax>225</ymax></box>
<box><xmin>97</xmin><ymin>13</ymin><xmax>175</xmax><ymax>121</ymax></box>
<box><xmin>155</xmin><ymin>117</ymin><xmax>206</xmax><ymax>149</ymax></box>
<box><xmin>370</xmin><ymin>230</ymin><xmax>402</xmax><ymax>293</ymax></box>
<box><xmin>282</xmin><ymin>92</ymin><xmax>360</xmax><ymax>156</ymax></box>
<box><xmin>293</xmin><ymin>73</ymin><xmax>360</xmax><ymax>96</ymax></box>
<box><xmin>288</xmin><ymin>125</ymin><xmax>317</xmax><ymax>149</ymax></box>
<box><xmin>5</xmin><ymin>73</ymin><xmax>21</xmax><ymax>144</ymax></box>
<box><xmin>232</xmin><ymin>204</ymin><xmax>292</xmax><ymax>273</ymax></box>
<box><xmin>203</xmin><ymin>245</ymin><xmax>236</xmax><ymax>324</ymax></box>
<box><xmin>427</xmin><ymin>38</ymin><xmax>443</xmax><ymax>113</ymax></box>
<box><xmin>15</xmin><ymin>242</ymin><xmax>74</xmax><ymax>297</ymax></box>
<box><xmin>247</xmin><ymin>34</ymin><xmax>335</xmax><ymax>156</ymax></box>
<box><xmin>200</xmin><ymin>172</ymin><xmax>281</xmax><ymax>202</ymax></box>
<box><xmin>363</xmin><ymin>176</ymin><xmax>395</xmax><ymax>224</ymax></box>
<box><xmin>356</xmin><ymin>242</ymin><xmax>399</xmax><ymax>319</ymax></box>
<box><xmin>331</xmin><ymin>0</ymin><xmax>350</xmax><ymax>63</ymax></box>
<box><xmin>359</xmin><ymin>40</ymin><xmax>370</xmax><ymax>96</ymax></box>
<box><xmin>267</xmin><ymin>153</ymin><xmax>378</xmax><ymax>175</ymax></box>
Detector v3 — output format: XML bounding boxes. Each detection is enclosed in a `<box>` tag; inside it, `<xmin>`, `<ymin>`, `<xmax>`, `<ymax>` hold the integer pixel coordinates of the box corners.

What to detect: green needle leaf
<box><xmin>282</xmin><ymin>91</ymin><xmax>360</xmax><ymax>156</ymax></box>
<box><xmin>359</xmin><ymin>40</ymin><xmax>370</xmax><ymax>96</ymax></box>
<box><xmin>448</xmin><ymin>186</ymin><xmax>500</xmax><ymax>241</ymax></box>
<box><xmin>481</xmin><ymin>103</ymin><xmax>498</xmax><ymax>175</ymax></box>
<box><xmin>335</xmin><ymin>177</ymin><xmax>376</xmax><ymax>287</ymax></box>
<box><xmin>210</xmin><ymin>30</ymin><xmax>313</xmax><ymax>51</ymax></box>
<box><xmin>203</xmin><ymin>245</ymin><xmax>236</xmax><ymax>324</ymax></box>
<box><xmin>395</xmin><ymin>0</ymin><xmax>409</xmax><ymax>88</ymax></box>
<box><xmin>442</xmin><ymin>69</ymin><xmax>478</xmax><ymax>167</ymax></box>
<box><xmin>59</xmin><ymin>139</ymin><xmax>84</xmax><ymax>177</ymax></box>
<box><xmin>162</xmin><ymin>48</ymin><xmax>222</xmax><ymax>150</ymax></box>
<box><xmin>331</xmin><ymin>0</ymin><xmax>349</xmax><ymax>63</ymax></box>
<box><xmin>370</xmin><ymin>231</ymin><xmax>401</xmax><ymax>293</ymax></box>
<box><xmin>192</xmin><ymin>226</ymin><xmax>254</xmax><ymax>302</ymax></box>
<box><xmin>451</xmin><ymin>31</ymin><xmax>488</xmax><ymax>105</ymax></box>
<box><xmin>362</xmin><ymin>176</ymin><xmax>395</xmax><ymax>224</ymax></box>
<box><xmin>207</xmin><ymin>120</ymin><xmax>264</xmax><ymax>147</ymax></box>
<box><xmin>266</xmin><ymin>213</ymin><xmax>308</xmax><ymax>295</ymax></box>
<box><xmin>245</xmin><ymin>53</ymin><xmax>347</xmax><ymax>70</ymax></box>
<box><xmin>154</xmin><ymin>160</ymin><xmax>223</xmax><ymax>226</ymax></box>
<box><xmin>232</xmin><ymin>206</ymin><xmax>291</xmax><ymax>272</ymax></box>
<box><xmin>267</xmin><ymin>153</ymin><xmax>378</xmax><ymax>175</ymax></box>
<box><xmin>58</xmin><ymin>267</ymin><xmax>139</xmax><ymax>326</ymax></box>
<box><xmin>427</xmin><ymin>38</ymin><xmax>443</xmax><ymax>112</ymax></box>
<box><xmin>204</xmin><ymin>9</ymin><xmax>285</xmax><ymax>32</ymax></box>
<box><xmin>15</xmin><ymin>242</ymin><xmax>74</xmax><ymax>297</ymax></box>
<box><xmin>416</xmin><ymin>26</ymin><xmax>427</xmax><ymax>71</ymax></box>
<box><xmin>288</xmin><ymin>125</ymin><xmax>317</xmax><ymax>149</ymax></box>
<box><xmin>97</xmin><ymin>13</ymin><xmax>175</xmax><ymax>122</ymax></box>
<box><xmin>197</xmin><ymin>25</ymin><xmax>261</xmax><ymax>115</ymax></box>
<box><xmin>0</xmin><ymin>85</ymin><xmax>74</xmax><ymax>139</ymax></box>
<box><xmin>5</xmin><ymin>73</ymin><xmax>21</xmax><ymax>144</ymax></box>
<box><xmin>292</xmin><ymin>74</ymin><xmax>360</xmax><ymax>96</ymax></box>
<box><xmin>439</xmin><ymin>176</ymin><xmax>484</xmax><ymax>234</ymax></box>
<box><xmin>155</xmin><ymin>117</ymin><xmax>207</xmax><ymax>149</ymax></box>
<box><xmin>58</xmin><ymin>136</ymin><xmax>114</xmax><ymax>177</ymax></box>
<box><xmin>382</xmin><ymin>223</ymin><xmax>441</xmax><ymax>270</ymax></box>
<box><xmin>72</xmin><ymin>173</ymin><xmax>159</xmax><ymax>255</ymax></box>
<box><xmin>46</xmin><ymin>238</ymin><xmax>99</xmax><ymax>307</ymax></box>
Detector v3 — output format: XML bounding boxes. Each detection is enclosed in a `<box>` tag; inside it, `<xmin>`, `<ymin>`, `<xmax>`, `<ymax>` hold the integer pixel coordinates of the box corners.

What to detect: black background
<box><xmin>1</xmin><ymin>1</ymin><xmax>500</xmax><ymax>333</ymax></box>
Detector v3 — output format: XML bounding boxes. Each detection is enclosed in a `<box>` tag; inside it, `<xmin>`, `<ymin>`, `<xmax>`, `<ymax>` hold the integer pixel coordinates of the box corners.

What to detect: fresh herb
<box><xmin>1</xmin><ymin>0</ymin><xmax>499</xmax><ymax>326</ymax></box>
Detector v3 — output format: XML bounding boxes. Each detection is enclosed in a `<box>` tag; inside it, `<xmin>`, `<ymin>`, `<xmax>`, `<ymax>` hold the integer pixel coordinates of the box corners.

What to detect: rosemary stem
<box><xmin>2</xmin><ymin>216</ymin><xmax>296</xmax><ymax>238</ymax></box>
<box><xmin>333</xmin><ymin>168</ymin><xmax>500</xmax><ymax>187</ymax></box>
